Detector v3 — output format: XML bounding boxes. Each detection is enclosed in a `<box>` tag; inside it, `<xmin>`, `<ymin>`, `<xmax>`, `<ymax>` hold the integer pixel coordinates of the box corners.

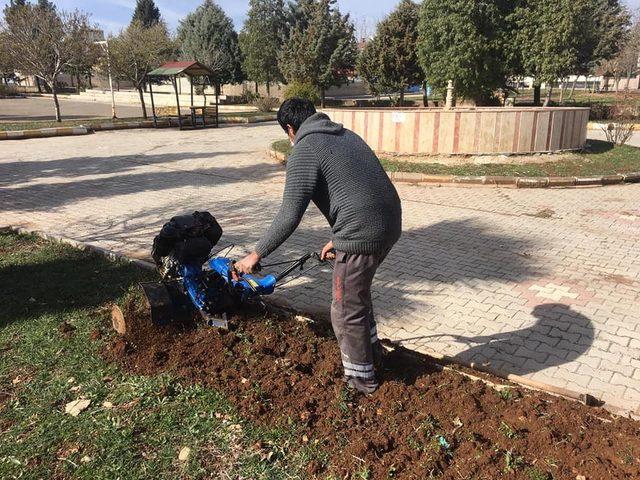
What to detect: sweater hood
<box><xmin>295</xmin><ymin>112</ymin><xmax>344</xmax><ymax>144</ymax></box>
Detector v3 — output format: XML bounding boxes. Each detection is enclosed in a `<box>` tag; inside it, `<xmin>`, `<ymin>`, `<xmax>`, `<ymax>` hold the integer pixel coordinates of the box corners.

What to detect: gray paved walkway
<box><xmin>1</xmin><ymin>124</ymin><xmax>639</xmax><ymax>414</ymax></box>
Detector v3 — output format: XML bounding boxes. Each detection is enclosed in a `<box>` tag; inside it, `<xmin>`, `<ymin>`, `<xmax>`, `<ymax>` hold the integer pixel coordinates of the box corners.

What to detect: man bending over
<box><xmin>236</xmin><ymin>98</ymin><xmax>402</xmax><ymax>394</ymax></box>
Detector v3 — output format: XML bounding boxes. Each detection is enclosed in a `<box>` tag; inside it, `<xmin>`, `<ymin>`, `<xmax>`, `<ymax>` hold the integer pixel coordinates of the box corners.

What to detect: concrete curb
<box><xmin>0</xmin><ymin>126</ymin><xmax>89</xmax><ymax>140</ymax></box>
<box><xmin>2</xmin><ymin>224</ymin><xmax>637</xmax><ymax>419</ymax></box>
<box><xmin>268</xmin><ymin>148</ymin><xmax>640</xmax><ymax>189</ymax></box>
<box><xmin>0</xmin><ymin>115</ymin><xmax>277</xmax><ymax>140</ymax></box>
<box><xmin>220</xmin><ymin>114</ymin><xmax>276</xmax><ymax>124</ymax></box>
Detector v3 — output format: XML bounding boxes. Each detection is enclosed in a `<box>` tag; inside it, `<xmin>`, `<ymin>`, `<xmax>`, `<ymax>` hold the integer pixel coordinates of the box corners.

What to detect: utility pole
<box><xmin>95</xmin><ymin>40</ymin><xmax>117</xmax><ymax>119</ymax></box>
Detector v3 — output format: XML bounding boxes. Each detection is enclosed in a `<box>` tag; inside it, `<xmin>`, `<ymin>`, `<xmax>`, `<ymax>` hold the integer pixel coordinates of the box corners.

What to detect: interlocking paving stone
<box><xmin>1</xmin><ymin>124</ymin><xmax>639</xmax><ymax>412</ymax></box>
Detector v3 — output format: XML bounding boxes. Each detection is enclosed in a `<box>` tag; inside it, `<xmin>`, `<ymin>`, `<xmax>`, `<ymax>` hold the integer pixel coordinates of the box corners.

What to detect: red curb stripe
<box><xmin>571</xmin><ymin>109</ymin><xmax>580</xmax><ymax>146</ymax></box>
<box><xmin>452</xmin><ymin>111</ymin><xmax>461</xmax><ymax>154</ymax></box>
<box><xmin>493</xmin><ymin>112</ymin><xmax>501</xmax><ymax>153</ymax></box>
<box><xmin>413</xmin><ymin>112</ymin><xmax>421</xmax><ymax>154</ymax></box>
<box><xmin>432</xmin><ymin>112</ymin><xmax>440</xmax><ymax>154</ymax></box>
<box><xmin>473</xmin><ymin>111</ymin><xmax>482</xmax><ymax>153</ymax></box>
<box><xmin>512</xmin><ymin>111</ymin><xmax>521</xmax><ymax>152</ymax></box>
<box><xmin>545</xmin><ymin>111</ymin><xmax>554</xmax><ymax>151</ymax></box>
<box><xmin>530</xmin><ymin>111</ymin><xmax>539</xmax><ymax>152</ymax></box>
<box><xmin>558</xmin><ymin>111</ymin><xmax>566</xmax><ymax>149</ymax></box>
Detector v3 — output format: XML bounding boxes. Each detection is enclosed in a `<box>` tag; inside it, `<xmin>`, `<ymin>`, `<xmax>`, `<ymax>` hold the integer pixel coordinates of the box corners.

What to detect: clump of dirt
<box><xmin>58</xmin><ymin>321</ymin><xmax>76</xmax><ymax>337</ymax></box>
<box><xmin>89</xmin><ymin>329</ymin><xmax>103</xmax><ymax>341</ymax></box>
<box><xmin>105</xmin><ymin>297</ymin><xmax>640</xmax><ymax>479</ymax></box>
<box><xmin>526</xmin><ymin>208</ymin><xmax>556</xmax><ymax>219</ymax></box>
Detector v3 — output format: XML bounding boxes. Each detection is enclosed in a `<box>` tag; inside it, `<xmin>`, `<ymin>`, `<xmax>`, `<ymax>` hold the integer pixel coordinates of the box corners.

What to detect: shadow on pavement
<box><xmin>452</xmin><ymin>303</ymin><xmax>593</xmax><ymax>374</ymax></box>
<box><xmin>0</xmin><ymin>151</ymin><xmax>282</xmax><ymax>212</ymax></box>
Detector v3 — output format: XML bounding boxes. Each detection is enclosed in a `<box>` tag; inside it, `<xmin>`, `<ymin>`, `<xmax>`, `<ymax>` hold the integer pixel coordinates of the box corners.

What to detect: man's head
<box><xmin>277</xmin><ymin>98</ymin><xmax>317</xmax><ymax>145</ymax></box>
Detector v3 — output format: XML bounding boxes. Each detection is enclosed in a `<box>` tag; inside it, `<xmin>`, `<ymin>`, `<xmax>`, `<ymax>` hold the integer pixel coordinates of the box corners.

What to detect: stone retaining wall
<box><xmin>323</xmin><ymin>107</ymin><xmax>590</xmax><ymax>155</ymax></box>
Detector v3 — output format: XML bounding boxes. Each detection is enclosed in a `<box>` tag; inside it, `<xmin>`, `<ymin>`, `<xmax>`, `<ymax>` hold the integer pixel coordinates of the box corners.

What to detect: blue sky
<box><xmin>0</xmin><ymin>0</ymin><xmax>398</xmax><ymax>35</ymax></box>
<box><xmin>1</xmin><ymin>0</ymin><xmax>638</xmax><ymax>35</ymax></box>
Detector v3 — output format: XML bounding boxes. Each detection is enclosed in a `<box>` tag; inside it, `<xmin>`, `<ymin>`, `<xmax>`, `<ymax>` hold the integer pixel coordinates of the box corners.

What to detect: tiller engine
<box><xmin>119</xmin><ymin>211</ymin><xmax>320</xmax><ymax>331</ymax></box>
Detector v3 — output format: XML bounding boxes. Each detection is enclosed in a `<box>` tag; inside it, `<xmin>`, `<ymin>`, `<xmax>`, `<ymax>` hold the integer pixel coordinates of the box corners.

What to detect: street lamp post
<box><xmin>95</xmin><ymin>40</ymin><xmax>117</xmax><ymax>120</ymax></box>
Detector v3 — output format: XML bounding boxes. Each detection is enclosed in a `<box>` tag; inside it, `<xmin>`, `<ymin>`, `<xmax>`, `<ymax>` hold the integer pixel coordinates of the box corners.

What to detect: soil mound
<box><xmin>106</xmin><ymin>298</ymin><xmax>640</xmax><ymax>479</ymax></box>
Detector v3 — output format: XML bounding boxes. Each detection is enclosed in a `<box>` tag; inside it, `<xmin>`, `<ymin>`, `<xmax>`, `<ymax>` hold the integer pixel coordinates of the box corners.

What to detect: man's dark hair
<box><xmin>277</xmin><ymin>98</ymin><xmax>317</xmax><ymax>133</ymax></box>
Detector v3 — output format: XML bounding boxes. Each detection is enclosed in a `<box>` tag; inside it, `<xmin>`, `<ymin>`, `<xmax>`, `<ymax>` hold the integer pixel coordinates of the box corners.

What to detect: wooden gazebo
<box><xmin>147</xmin><ymin>61</ymin><xmax>219</xmax><ymax>130</ymax></box>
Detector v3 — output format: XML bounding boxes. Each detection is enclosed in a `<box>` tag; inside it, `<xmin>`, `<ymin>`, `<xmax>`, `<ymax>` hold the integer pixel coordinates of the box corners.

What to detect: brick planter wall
<box><xmin>323</xmin><ymin>107</ymin><xmax>590</xmax><ymax>155</ymax></box>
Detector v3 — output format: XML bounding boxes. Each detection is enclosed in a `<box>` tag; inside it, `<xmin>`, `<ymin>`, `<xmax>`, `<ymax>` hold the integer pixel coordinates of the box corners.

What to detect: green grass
<box><xmin>0</xmin><ymin>232</ymin><xmax>307</xmax><ymax>479</ymax></box>
<box><xmin>0</xmin><ymin>118</ymin><xmax>146</xmax><ymax>131</ymax></box>
<box><xmin>272</xmin><ymin>139</ymin><xmax>640</xmax><ymax>177</ymax></box>
<box><xmin>513</xmin><ymin>89</ymin><xmax>640</xmax><ymax>106</ymax></box>
<box><xmin>0</xmin><ymin>112</ymin><xmax>275</xmax><ymax>132</ymax></box>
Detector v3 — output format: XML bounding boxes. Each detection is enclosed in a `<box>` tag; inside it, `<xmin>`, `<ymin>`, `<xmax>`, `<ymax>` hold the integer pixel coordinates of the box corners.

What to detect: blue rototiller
<box><xmin>112</xmin><ymin>211</ymin><xmax>323</xmax><ymax>333</ymax></box>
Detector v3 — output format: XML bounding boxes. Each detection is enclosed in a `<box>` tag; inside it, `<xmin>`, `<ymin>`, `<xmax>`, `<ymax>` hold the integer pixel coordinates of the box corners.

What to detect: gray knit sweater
<box><xmin>255</xmin><ymin>113</ymin><xmax>402</xmax><ymax>257</ymax></box>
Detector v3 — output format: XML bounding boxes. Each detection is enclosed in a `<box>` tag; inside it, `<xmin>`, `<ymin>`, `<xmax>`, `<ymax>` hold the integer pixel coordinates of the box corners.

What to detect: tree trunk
<box><xmin>544</xmin><ymin>86</ymin><xmax>553</xmax><ymax>107</ymax></box>
<box><xmin>51</xmin><ymin>81</ymin><xmax>62</xmax><ymax>122</ymax></box>
<box><xmin>320</xmin><ymin>86</ymin><xmax>326</xmax><ymax>108</ymax></box>
<box><xmin>422</xmin><ymin>81</ymin><xmax>429</xmax><ymax>107</ymax></box>
<box><xmin>88</xmin><ymin>72</ymin><xmax>93</xmax><ymax>89</ymax></box>
<box><xmin>625</xmin><ymin>72</ymin><xmax>632</xmax><ymax>91</ymax></box>
<box><xmin>266</xmin><ymin>81</ymin><xmax>271</xmax><ymax>97</ymax></box>
<box><xmin>399</xmin><ymin>89</ymin><xmax>405</xmax><ymax>106</ymax></box>
<box><xmin>533</xmin><ymin>84</ymin><xmax>541</xmax><ymax>106</ymax></box>
<box><xmin>137</xmin><ymin>86</ymin><xmax>148</xmax><ymax>119</ymax></box>
<box><xmin>36</xmin><ymin>76</ymin><xmax>42</xmax><ymax>93</ymax></box>
<box><xmin>76</xmin><ymin>72</ymin><xmax>81</xmax><ymax>94</ymax></box>
<box><xmin>255</xmin><ymin>81</ymin><xmax>258</xmax><ymax>94</ymax></box>
<box><xmin>559</xmin><ymin>80</ymin><xmax>565</xmax><ymax>104</ymax></box>
<box><xmin>614</xmin><ymin>75</ymin><xmax>620</xmax><ymax>93</ymax></box>
<box><xmin>569</xmin><ymin>76</ymin><xmax>578</xmax><ymax>99</ymax></box>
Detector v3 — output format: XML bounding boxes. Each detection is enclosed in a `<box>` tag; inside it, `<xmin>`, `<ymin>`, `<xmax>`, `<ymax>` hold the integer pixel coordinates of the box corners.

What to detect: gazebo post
<box><xmin>214</xmin><ymin>79</ymin><xmax>219</xmax><ymax>129</ymax></box>
<box><xmin>172</xmin><ymin>75</ymin><xmax>182</xmax><ymax>130</ymax></box>
<box><xmin>147</xmin><ymin>61</ymin><xmax>217</xmax><ymax>130</ymax></box>
<box><xmin>148</xmin><ymin>77</ymin><xmax>158</xmax><ymax>128</ymax></box>
<box><xmin>189</xmin><ymin>74</ymin><xmax>196</xmax><ymax>128</ymax></box>
<box><xmin>190</xmin><ymin>76</ymin><xmax>194</xmax><ymax>107</ymax></box>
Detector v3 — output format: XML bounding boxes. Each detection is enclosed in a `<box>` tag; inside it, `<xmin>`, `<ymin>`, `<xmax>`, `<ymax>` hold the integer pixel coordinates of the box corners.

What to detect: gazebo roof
<box><xmin>148</xmin><ymin>61</ymin><xmax>213</xmax><ymax>77</ymax></box>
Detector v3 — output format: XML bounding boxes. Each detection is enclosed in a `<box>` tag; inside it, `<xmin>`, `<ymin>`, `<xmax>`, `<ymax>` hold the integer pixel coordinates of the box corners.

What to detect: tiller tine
<box><xmin>140</xmin><ymin>281</ymin><xmax>192</xmax><ymax>326</ymax></box>
<box><xmin>206</xmin><ymin>313</ymin><xmax>229</xmax><ymax>329</ymax></box>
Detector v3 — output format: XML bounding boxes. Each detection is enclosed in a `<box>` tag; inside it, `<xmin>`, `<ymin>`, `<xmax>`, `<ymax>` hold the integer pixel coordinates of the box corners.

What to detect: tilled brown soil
<box><xmin>105</xmin><ymin>299</ymin><xmax>640</xmax><ymax>479</ymax></box>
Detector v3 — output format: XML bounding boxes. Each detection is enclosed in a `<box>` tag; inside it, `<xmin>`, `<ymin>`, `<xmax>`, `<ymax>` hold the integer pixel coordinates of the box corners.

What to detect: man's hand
<box><xmin>320</xmin><ymin>240</ymin><xmax>336</xmax><ymax>261</ymax></box>
<box><xmin>235</xmin><ymin>251</ymin><xmax>262</xmax><ymax>275</ymax></box>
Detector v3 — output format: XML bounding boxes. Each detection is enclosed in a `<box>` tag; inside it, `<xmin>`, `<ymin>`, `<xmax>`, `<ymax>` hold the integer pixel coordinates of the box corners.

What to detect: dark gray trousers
<box><xmin>331</xmin><ymin>249</ymin><xmax>388</xmax><ymax>391</ymax></box>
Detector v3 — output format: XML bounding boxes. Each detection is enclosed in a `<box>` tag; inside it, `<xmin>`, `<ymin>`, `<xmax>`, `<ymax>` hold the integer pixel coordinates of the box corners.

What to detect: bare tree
<box><xmin>2</xmin><ymin>4</ymin><xmax>97</xmax><ymax>121</ymax></box>
<box><xmin>105</xmin><ymin>20</ymin><xmax>174</xmax><ymax>118</ymax></box>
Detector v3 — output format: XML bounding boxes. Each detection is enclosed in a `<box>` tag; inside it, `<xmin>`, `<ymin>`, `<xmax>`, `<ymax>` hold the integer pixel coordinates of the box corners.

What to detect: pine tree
<box><xmin>177</xmin><ymin>0</ymin><xmax>243</xmax><ymax>95</ymax></box>
<box><xmin>278</xmin><ymin>0</ymin><xmax>357</xmax><ymax>107</ymax></box>
<box><xmin>417</xmin><ymin>0</ymin><xmax>516</xmax><ymax>105</ymax></box>
<box><xmin>131</xmin><ymin>0</ymin><xmax>161</xmax><ymax>28</ymax></box>
<box><xmin>36</xmin><ymin>0</ymin><xmax>56</xmax><ymax>11</ymax></box>
<box><xmin>3</xmin><ymin>0</ymin><xmax>27</xmax><ymax>16</ymax></box>
<box><xmin>239</xmin><ymin>0</ymin><xmax>287</xmax><ymax>96</ymax></box>
<box><xmin>357</xmin><ymin>0</ymin><xmax>422</xmax><ymax>105</ymax></box>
